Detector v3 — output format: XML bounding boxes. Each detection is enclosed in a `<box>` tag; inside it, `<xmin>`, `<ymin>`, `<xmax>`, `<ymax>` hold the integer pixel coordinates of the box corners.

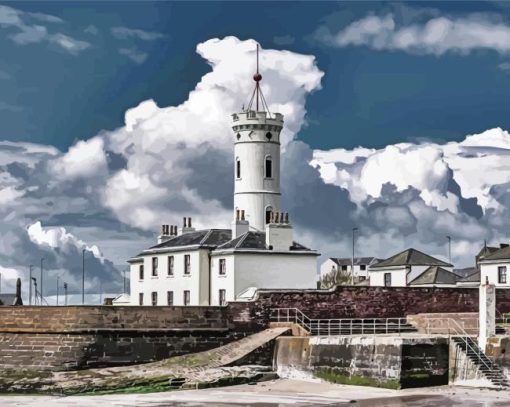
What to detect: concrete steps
<box><xmin>452</xmin><ymin>336</ymin><xmax>510</xmax><ymax>388</ymax></box>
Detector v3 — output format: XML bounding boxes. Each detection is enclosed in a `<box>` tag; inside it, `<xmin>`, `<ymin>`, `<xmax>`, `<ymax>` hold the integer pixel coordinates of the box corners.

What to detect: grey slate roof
<box><xmin>408</xmin><ymin>266</ymin><xmax>461</xmax><ymax>286</ymax></box>
<box><xmin>330</xmin><ymin>257</ymin><xmax>380</xmax><ymax>266</ymax></box>
<box><xmin>216</xmin><ymin>231</ymin><xmax>313</xmax><ymax>252</ymax></box>
<box><xmin>477</xmin><ymin>246</ymin><xmax>500</xmax><ymax>260</ymax></box>
<box><xmin>458</xmin><ymin>269</ymin><xmax>481</xmax><ymax>283</ymax></box>
<box><xmin>0</xmin><ymin>294</ymin><xmax>17</xmax><ymax>306</ymax></box>
<box><xmin>480</xmin><ymin>245</ymin><xmax>510</xmax><ymax>262</ymax></box>
<box><xmin>454</xmin><ymin>266</ymin><xmax>477</xmax><ymax>278</ymax></box>
<box><xmin>370</xmin><ymin>248</ymin><xmax>452</xmax><ymax>269</ymax></box>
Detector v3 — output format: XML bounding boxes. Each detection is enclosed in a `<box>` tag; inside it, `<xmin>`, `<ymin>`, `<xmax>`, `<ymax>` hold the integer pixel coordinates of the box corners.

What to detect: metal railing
<box><xmin>425</xmin><ymin>317</ymin><xmax>501</xmax><ymax>380</ymax></box>
<box><xmin>270</xmin><ymin>308</ymin><xmax>413</xmax><ymax>336</ymax></box>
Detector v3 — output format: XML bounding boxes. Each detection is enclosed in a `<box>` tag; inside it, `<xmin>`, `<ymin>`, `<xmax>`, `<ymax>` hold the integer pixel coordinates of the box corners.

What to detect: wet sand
<box><xmin>1</xmin><ymin>379</ymin><xmax>510</xmax><ymax>406</ymax></box>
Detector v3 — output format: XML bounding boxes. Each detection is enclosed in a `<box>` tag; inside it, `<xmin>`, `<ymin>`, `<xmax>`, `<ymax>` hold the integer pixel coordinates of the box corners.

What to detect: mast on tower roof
<box><xmin>246</xmin><ymin>43</ymin><xmax>271</xmax><ymax>115</ymax></box>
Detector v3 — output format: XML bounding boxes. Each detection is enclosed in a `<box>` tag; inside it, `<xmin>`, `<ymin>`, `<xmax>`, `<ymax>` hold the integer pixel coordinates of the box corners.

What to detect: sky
<box><xmin>2</xmin><ymin>1</ymin><xmax>510</xmax><ymax>301</ymax></box>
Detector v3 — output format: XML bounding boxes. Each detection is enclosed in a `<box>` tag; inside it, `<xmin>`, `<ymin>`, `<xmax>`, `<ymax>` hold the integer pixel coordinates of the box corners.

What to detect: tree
<box><xmin>321</xmin><ymin>267</ymin><xmax>352</xmax><ymax>289</ymax></box>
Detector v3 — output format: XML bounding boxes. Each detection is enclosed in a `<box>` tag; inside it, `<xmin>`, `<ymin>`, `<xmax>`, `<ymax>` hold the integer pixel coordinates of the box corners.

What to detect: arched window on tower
<box><xmin>236</xmin><ymin>158</ymin><xmax>241</xmax><ymax>179</ymax></box>
<box><xmin>265</xmin><ymin>206</ymin><xmax>273</xmax><ymax>224</ymax></box>
<box><xmin>265</xmin><ymin>156</ymin><xmax>272</xmax><ymax>178</ymax></box>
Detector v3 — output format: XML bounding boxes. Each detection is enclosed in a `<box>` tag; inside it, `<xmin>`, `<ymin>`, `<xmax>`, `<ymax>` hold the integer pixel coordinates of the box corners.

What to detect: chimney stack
<box><xmin>180</xmin><ymin>216</ymin><xmax>196</xmax><ymax>235</ymax></box>
<box><xmin>232</xmin><ymin>208</ymin><xmax>249</xmax><ymax>238</ymax></box>
<box><xmin>265</xmin><ymin>210</ymin><xmax>293</xmax><ymax>251</ymax></box>
<box><xmin>158</xmin><ymin>224</ymin><xmax>174</xmax><ymax>244</ymax></box>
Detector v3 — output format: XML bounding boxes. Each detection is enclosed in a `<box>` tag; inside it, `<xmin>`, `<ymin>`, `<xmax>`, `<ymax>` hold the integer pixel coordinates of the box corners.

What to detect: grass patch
<box><xmin>315</xmin><ymin>369</ymin><xmax>400</xmax><ymax>390</ymax></box>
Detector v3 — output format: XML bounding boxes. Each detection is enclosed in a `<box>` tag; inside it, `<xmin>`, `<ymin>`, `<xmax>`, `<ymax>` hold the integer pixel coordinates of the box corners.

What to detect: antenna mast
<box><xmin>246</xmin><ymin>43</ymin><xmax>271</xmax><ymax>114</ymax></box>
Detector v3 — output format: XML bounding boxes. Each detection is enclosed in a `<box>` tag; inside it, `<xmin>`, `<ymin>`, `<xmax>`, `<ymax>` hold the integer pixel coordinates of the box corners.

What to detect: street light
<box><xmin>351</xmin><ymin>227</ymin><xmax>358</xmax><ymax>285</ymax></box>
<box><xmin>29</xmin><ymin>265</ymin><xmax>33</xmax><ymax>305</ymax></box>
<box><xmin>40</xmin><ymin>258</ymin><xmax>45</xmax><ymax>305</ymax></box>
<box><xmin>82</xmin><ymin>249</ymin><xmax>86</xmax><ymax>305</ymax></box>
<box><xmin>56</xmin><ymin>275</ymin><xmax>60</xmax><ymax>306</ymax></box>
<box><xmin>31</xmin><ymin>277</ymin><xmax>37</xmax><ymax>305</ymax></box>
<box><xmin>446</xmin><ymin>236</ymin><xmax>452</xmax><ymax>264</ymax></box>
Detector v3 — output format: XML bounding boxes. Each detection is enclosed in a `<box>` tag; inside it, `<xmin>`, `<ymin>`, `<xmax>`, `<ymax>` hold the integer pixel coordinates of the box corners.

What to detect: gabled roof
<box><xmin>408</xmin><ymin>266</ymin><xmax>460</xmax><ymax>286</ymax></box>
<box><xmin>477</xmin><ymin>245</ymin><xmax>499</xmax><ymax>260</ymax></box>
<box><xmin>458</xmin><ymin>269</ymin><xmax>481</xmax><ymax>283</ymax></box>
<box><xmin>215</xmin><ymin>231</ymin><xmax>314</xmax><ymax>252</ymax></box>
<box><xmin>480</xmin><ymin>245</ymin><xmax>510</xmax><ymax>262</ymax></box>
<box><xmin>131</xmin><ymin>229</ymin><xmax>232</xmax><ymax>259</ymax></box>
<box><xmin>330</xmin><ymin>257</ymin><xmax>380</xmax><ymax>266</ymax></box>
<box><xmin>370</xmin><ymin>248</ymin><xmax>452</xmax><ymax>269</ymax></box>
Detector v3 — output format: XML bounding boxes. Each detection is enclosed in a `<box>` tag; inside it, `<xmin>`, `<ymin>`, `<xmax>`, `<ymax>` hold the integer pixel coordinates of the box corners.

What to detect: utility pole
<box><xmin>63</xmin><ymin>283</ymin><xmax>68</xmax><ymax>306</ymax></box>
<box><xmin>29</xmin><ymin>265</ymin><xmax>33</xmax><ymax>305</ymax></box>
<box><xmin>446</xmin><ymin>236</ymin><xmax>452</xmax><ymax>264</ymax></box>
<box><xmin>351</xmin><ymin>227</ymin><xmax>358</xmax><ymax>285</ymax></box>
<box><xmin>56</xmin><ymin>275</ymin><xmax>59</xmax><ymax>306</ymax></box>
<box><xmin>40</xmin><ymin>258</ymin><xmax>44</xmax><ymax>305</ymax></box>
<box><xmin>82</xmin><ymin>249</ymin><xmax>85</xmax><ymax>305</ymax></box>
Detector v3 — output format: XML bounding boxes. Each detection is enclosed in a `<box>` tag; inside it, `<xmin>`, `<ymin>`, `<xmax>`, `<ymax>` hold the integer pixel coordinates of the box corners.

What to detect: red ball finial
<box><xmin>253</xmin><ymin>73</ymin><xmax>262</xmax><ymax>82</ymax></box>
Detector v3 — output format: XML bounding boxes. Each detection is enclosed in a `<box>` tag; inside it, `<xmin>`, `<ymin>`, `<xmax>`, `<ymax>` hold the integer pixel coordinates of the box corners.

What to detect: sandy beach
<box><xmin>1</xmin><ymin>379</ymin><xmax>510</xmax><ymax>406</ymax></box>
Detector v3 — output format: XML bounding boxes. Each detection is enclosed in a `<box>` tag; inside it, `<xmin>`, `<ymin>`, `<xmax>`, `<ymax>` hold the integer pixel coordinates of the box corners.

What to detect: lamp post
<box><xmin>40</xmin><ymin>258</ymin><xmax>44</xmax><ymax>305</ymax></box>
<box><xmin>446</xmin><ymin>236</ymin><xmax>452</xmax><ymax>264</ymax></box>
<box><xmin>63</xmin><ymin>282</ymin><xmax>68</xmax><ymax>306</ymax></box>
<box><xmin>351</xmin><ymin>227</ymin><xmax>358</xmax><ymax>285</ymax></box>
<box><xmin>29</xmin><ymin>265</ymin><xmax>33</xmax><ymax>305</ymax></box>
<box><xmin>56</xmin><ymin>275</ymin><xmax>59</xmax><ymax>306</ymax></box>
<box><xmin>82</xmin><ymin>249</ymin><xmax>86</xmax><ymax>305</ymax></box>
<box><xmin>31</xmin><ymin>277</ymin><xmax>37</xmax><ymax>305</ymax></box>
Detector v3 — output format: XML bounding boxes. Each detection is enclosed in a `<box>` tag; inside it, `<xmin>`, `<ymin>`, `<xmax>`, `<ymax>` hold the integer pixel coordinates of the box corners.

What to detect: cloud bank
<box><xmin>1</xmin><ymin>35</ymin><xmax>510</xmax><ymax>303</ymax></box>
<box><xmin>317</xmin><ymin>11</ymin><xmax>510</xmax><ymax>56</ymax></box>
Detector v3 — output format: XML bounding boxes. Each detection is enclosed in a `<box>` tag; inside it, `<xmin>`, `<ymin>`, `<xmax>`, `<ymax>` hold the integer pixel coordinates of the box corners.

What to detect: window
<box><xmin>384</xmin><ymin>273</ymin><xmax>392</xmax><ymax>287</ymax></box>
<box><xmin>341</xmin><ymin>265</ymin><xmax>348</xmax><ymax>271</ymax></box>
<box><xmin>184</xmin><ymin>254</ymin><xmax>191</xmax><ymax>275</ymax></box>
<box><xmin>151</xmin><ymin>292</ymin><xmax>157</xmax><ymax>306</ymax></box>
<box><xmin>183</xmin><ymin>290</ymin><xmax>190</xmax><ymax>306</ymax></box>
<box><xmin>360</xmin><ymin>265</ymin><xmax>366</xmax><ymax>271</ymax></box>
<box><xmin>236</xmin><ymin>159</ymin><xmax>241</xmax><ymax>179</ymax></box>
<box><xmin>139</xmin><ymin>293</ymin><xmax>144</xmax><ymax>306</ymax></box>
<box><xmin>265</xmin><ymin>157</ymin><xmax>272</xmax><ymax>178</ymax></box>
<box><xmin>265</xmin><ymin>206</ymin><xmax>273</xmax><ymax>224</ymax></box>
<box><xmin>265</xmin><ymin>131</ymin><xmax>272</xmax><ymax>140</ymax></box>
<box><xmin>152</xmin><ymin>257</ymin><xmax>158</xmax><ymax>277</ymax></box>
<box><xmin>219</xmin><ymin>259</ymin><xmax>226</xmax><ymax>275</ymax></box>
<box><xmin>139</xmin><ymin>265</ymin><xmax>144</xmax><ymax>280</ymax></box>
<box><xmin>167</xmin><ymin>291</ymin><xmax>173</xmax><ymax>306</ymax></box>
<box><xmin>168</xmin><ymin>256</ymin><xmax>174</xmax><ymax>276</ymax></box>
<box><xmin>499</xmin><ymin>266</ymin><xmax>507</xmax><ymax>284</ymax></box>
<box><xmin>219</xmin><ymin>289</ymin><xmax>226</xmax><ymax>306</ymax></box>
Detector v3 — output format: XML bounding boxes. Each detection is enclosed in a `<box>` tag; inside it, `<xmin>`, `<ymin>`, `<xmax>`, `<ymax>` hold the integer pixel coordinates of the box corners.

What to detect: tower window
<box><xmin>236</xmin><ymin>133</ymin><xmax>241</xmax><ymax>140</ymax></box>
<box><xmin>236</xmin><ymin>159</ymin><xmax>241</xmax><ymax>179</ymax></box>
<box><xmin>265</xmin><ymin>206</ymin><xmax>273</xmax><ymax>224</ymax></box>
<box><xmin>265</xmin><ymin>132</ymin><xmax>272</xmax><ymax>140</ymax></box>
<box><xmin>265</xmin><ymin>157</ymin><xmax>272</xmax><ymax>178</ymax></box>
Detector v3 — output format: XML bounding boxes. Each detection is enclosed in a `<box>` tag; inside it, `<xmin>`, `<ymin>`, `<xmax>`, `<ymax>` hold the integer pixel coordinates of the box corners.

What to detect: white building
<box><xmin>368</xmin><ymin>248</ymin><xmax>454</xmax><ymax>287</ymax></box>
<box><xmin>479</xmin><ymin>244</ymin><xmax>510</xmax><ymax>287</ymax></box>
<box><xmin>127</xmin><ymin>46</ymin><xmax>319</xmax><ymax>306</ymax></box>
<box><xmin>320</xmin><ymin>257</ymin><xmax>380</xmax><ymax>285</ymax></box>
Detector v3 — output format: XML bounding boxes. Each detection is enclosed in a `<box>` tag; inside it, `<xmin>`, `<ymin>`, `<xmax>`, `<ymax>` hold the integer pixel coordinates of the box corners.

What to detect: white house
<box><xmin>127</xmin><ymin>46</ymin><xmax>319</xmax><ymax>306</ymax></box>
<box><xmin>368</xmin><ymin>248</ymin><xmax>454</xmax><ymax>287</ymax></box>
<box><xmin>479</xmin><ymin>244</ymin><xmax>510</xmax><ymax>287</ymax></box>
<box><xmin>320</xmin><ymin>257</ymin><xmax>380</xmax><ymax>285</ymax></box>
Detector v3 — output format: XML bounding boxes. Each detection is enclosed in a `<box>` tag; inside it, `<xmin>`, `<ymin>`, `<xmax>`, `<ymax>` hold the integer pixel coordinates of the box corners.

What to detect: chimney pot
<box><xmin>241</xmin><ymin>210</ymin><xmax>245</xmax><ymax>221</ymax></box>
<box><xmin>183</xmin><ymin>217</ymin><xmax>187</xmax><ymax>228</ymax></box>
<box><xmin>161</xmin><ymin>225</ymin><xmax>166</xmax><ymax>235</ymax></box>
<box><xmin>236</xmin><ymin>209</ymin><xmax>240</xmax><ymax>221</ymax></box>
<box><xmin>285</xmin><ymin>213</ymin><xmax>289</xmax><ymax>224</ymax></box>
<box><xmin>270</xmin><ymin>211</ymin><xmax>274</xmax><ymax>223</ymax></box>
<box><xmin>188</xmin><ymin>217</ymin><xmax>192</xmax><ymax>227</ymax></box>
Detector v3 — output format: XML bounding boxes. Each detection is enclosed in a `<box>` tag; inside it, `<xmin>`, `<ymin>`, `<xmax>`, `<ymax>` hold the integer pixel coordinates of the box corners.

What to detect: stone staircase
<box><xmin>452</xmin><ymin>336</ymin><xmax>510</xmax><ymax>388</ymax></box>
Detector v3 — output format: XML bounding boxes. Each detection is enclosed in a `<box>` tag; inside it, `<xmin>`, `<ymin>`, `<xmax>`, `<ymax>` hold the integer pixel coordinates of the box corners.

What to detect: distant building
<box><xmin>320</xmin><ymin>257</ymin><xmax>380</xmax><ymax>285</ymax></box>
<box><xmin>127</xmin><ymin>46</ymin><xmax>319</xmax><ymax>306</ymax></box>
<box><xmin>479</xmin><ymin>244</ymin><xmax>510</xmax><ymax>287</ymax></box>
<box><xmin>368</xmin><ymin>248</ymin><xmax>454</xmax><ymax>287</ymax></box>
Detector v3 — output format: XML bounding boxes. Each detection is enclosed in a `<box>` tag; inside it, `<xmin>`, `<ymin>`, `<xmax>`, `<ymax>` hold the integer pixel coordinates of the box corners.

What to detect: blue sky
<box><xmin>4</xmin><ymin>1</ymin><xmax>510</xmax><ymax>150</ymax></box>
<box><xmin>3</xmin><ymin>1</ymin><xmax>510</xmax><ymax>299</ymax></box>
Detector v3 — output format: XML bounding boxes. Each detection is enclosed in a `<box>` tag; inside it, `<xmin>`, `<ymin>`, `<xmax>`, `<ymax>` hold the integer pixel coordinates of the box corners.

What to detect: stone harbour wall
<box><xmin>274</xmin><ymin>335</ymin><xmax>449</xmax><ymax>389</ymax></box>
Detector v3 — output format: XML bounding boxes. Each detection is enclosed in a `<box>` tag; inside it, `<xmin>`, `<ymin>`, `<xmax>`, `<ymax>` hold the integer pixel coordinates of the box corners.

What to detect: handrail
<box><xmin>425</xmin><ymin>317</ymin><xmax>497</xmax><ymax>375</ymax></box>
<box><xmin>270</xmin><ymin>308</ymin><xmax>411</xmax><ymax>336</ymax></box>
